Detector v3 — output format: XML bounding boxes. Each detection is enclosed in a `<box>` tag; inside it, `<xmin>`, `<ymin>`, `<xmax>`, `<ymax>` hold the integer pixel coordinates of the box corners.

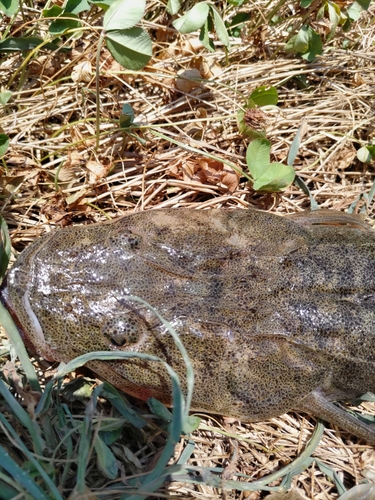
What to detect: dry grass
<box><xmin>1</xmin><ymin>0</ymin><xmax>375</xmax><ymax>498</ymax></box>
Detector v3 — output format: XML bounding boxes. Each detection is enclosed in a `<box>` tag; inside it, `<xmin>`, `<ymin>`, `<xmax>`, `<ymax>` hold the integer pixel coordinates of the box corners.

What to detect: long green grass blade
<box><xmin>127</xmin><ymin>295</ymin><xmax>194</xmax><ymax>421</ymax></box>
<box><xmin>0</xmin><ymin>414</ymin><xmax>64</xmax><ymax>500</ymax></box>
<box><xmin>0</xmin><ymin>379</ymin><xmax>45</xmax><ymax>455</ymax></box>
<box><xmin>0</xmin><ymin>302</ymin><xmax>41</xmax><ymax>392</ymax></box>
<box><xmin>0</xmin><ymin>445</ymin><xmax>50</xmax><ymax>500</ymax></box>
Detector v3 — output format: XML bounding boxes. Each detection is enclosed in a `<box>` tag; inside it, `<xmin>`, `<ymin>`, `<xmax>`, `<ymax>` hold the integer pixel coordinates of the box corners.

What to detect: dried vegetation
<box><xmin>1</xmin><ymin>0</ymin><xmax>375</xmax><ymax>498</ymax></box>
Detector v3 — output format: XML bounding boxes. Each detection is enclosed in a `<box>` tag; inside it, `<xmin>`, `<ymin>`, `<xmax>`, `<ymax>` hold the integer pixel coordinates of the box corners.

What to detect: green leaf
<box><xmin>227</xmin><ymin>12</ymin><xmax>250</xmax><ymax>37</ymax></box>
<box><xmin>120</xmin><ymin>102</ymin><xmax>135</xmax><ymax>128</ymax></box>
<box><xmin>287</xmin><ymin>25</ymin><xmax>322</xmax><ymax>61</ymax></box>
<box><xmin>172</xmin><ymin>2</ymin><xmax>209</xmax><ymax>33</ymax></box>
<box><xmin>0</xmin><ymin>304</ymin><xmax>41</xmax><ymax>392</ymax></box>
<box><xmin>294</xmin><ymin>175</ymin><xmax>319</xmax><ymax>211</ymax></box>
<box><xmin>100</xmin><ymin>383</ymin><xmax>147</xmax><ymax>428</ymax></box>
<box><xmin>301</xmin><ymin>29</ymin><xmax>322</xmax><ymax>60</ymax></box>
<box><xmin>0</xmin><ymin>91</ymin><xmax>12</xmax><ymax>106</ymax></box>
<box><xmin>199</xmin><ymin>18</ymin><xmax>215</xmax><ymax>52</ymax></box>
<box><xmin>326</xmin><ymin>3</ymin><xmax>340</xmax><ymax>40</ymax></box>
<box><xmin>300</xmin><ymin>0</ymin><xmax>314</xmax><ymax>6</ymax></box>
<box><xmin>166</xmin><ymin>0</ymin><xmax>181</xmax><ymax>15</ymax></box>
<box><xmin>49</xmin><ymin>13</ymin><xmax>81</xmax><ymax>35</ymax></box>
<box><xmin>357</xmin><ymin>145</ymin><xmax>375</xmax><ymax>163</ymax></box>
<box><xmin>104</xmin><ymin>0</ymin><xmax>145</xmax><ymax>31</ymax></box>
<box><xmin>0</xmin><ymin>215</ymin><xmax>11</xmax><ymax>280</ymax></box>
<box><xmin>338</xmin><ymin>484</ymin><xmax>375</xmax><ymax>500</ymax></box>
<box><xmin>148</xmin><ymin>398</ymin><xmax>173</xmax><ymax>421</ymax></box>
<box><xmin>99</xmin><ymin>425</ymin><xmax>124</xmax><ymax>445</ymax></box>
<box><xmin>0</xmin><ymin>0</ymin><xmax>18</xmax><ymax>16</ymax></box>
<box><xmin>106</xmin><ymin>28</ymin><xmax>152</xmax><ymax>70</ymax></box>
<box><xmin>227</xmin><ymin>0</ymin><xmax>245</xmax><ymax>5</ymax></box>
<box><xmin>0</xmin><ymin>37</ymin><xmax>62</xmax><ymax>53</ymax></box>
<box><xmin>285</xmin><ymin>34</ymin><xmax>298</xmax><ymax>53</ymax></box>
<box><xmin>88</xmin><ymin>0</ymin><xmax>113</xmax><ymax>7</ymax></box>
<box><xmin>287</xmin><ymin>120</ymin><xmax>307</xmax><ymax>165</ymax></box>
<box><xmin>209</xmin><ymin>4</ymin><xmax>230</xmax><ymax>49</ymax></box>
<box><xmin>354</xmin><ymin>0</ymin><xmax>371</xmax><ymax>9</ymax></box>
<box><xmin>246</xmin><ymin>138</ymin><xmax>271</xmax><ymax>178</ymax></box>
<box><xmin>94</xmin><ymin>435</ymin><xmax>118</xmax><ymax>479</ymax></box>
<box><xmin>347</xmin><ymin>0</ymin><xmax>370</xmax><ymax>20</ymax></box>
<box><xmin>0</xmin><ymin>134</ymin><xmax>9</xmax><ymax>157</ymax></box>
<box><xmin>294</xmin><ymin>26</ymin><xmax>310</xmax><ymax>53</ymax></box>
<box><xmin>182</xmin><ymin>415</ymin><xmax>201</xmax><ymax>434</ymax></box>
<box><xmin>252</xmin><ymin>162</ymin><xmax>295</xmax><ymax>192</ymax></box>
<box><xmin>342</xmin><ymin>17</ymin><xmax>352</xmax><ymax>31</ymax></box>
<box><xmin>249</xmin><ymin>85</ymin><xmax>278</xmax><ymax>107</ymax></box>
<box><xmin>65</xmin><ymin>0</ymin><xmax>91</xmax><ymax>14</ymax></box>
<box><xmin>42</xmin><ymin>5</ymin><xmax>63</xmax><ymax>17</ymax></box>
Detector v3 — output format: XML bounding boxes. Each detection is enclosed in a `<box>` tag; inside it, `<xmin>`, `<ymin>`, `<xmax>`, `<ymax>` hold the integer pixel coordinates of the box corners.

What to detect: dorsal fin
<box><xmin>287</xmin><ymin>209</ymin><xmax>373</xmax><ymax>232</ymax></box>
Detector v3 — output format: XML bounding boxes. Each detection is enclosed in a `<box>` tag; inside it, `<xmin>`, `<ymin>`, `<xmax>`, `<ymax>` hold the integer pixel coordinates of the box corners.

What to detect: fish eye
<box><xmin>101</xmin><ymin>313</ymin><xmax>142</xmax><ymax>347</ymax></box>
<box><xmin>107</xmin><ymin>229</ymin><xmax>141</xmax><ymax>250</ymax></box>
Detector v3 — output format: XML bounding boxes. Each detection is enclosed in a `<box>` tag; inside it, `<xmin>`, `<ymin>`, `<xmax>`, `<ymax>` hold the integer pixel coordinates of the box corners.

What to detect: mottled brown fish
<box><xmin>2</xmin><ymin>209</ymin><xmax>375</xmax><ymax>442</ymax></box>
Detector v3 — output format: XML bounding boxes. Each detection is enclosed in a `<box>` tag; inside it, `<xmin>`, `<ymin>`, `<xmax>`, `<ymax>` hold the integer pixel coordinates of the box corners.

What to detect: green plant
<box><xmin>357</xmin><ymin>144</ymin><xmax>375</xmax><ymax>164</ymax></box>
<box><xmin>246</xmin><ymin>138</ymin><xmax>295</xmax><ymax>192</ymax></box>
<box><xmin>237</xmin><ymin>85</ymin><xmax>279</xmax><ymax>139</ymax></box>
<box><xmin>168</xmin><ymin>0</ymin><xmax>230</xmax><ymax>52</ymax></box>
<box><xmin>0</xmin><ymin>0</ymin><xmax>18</xmax><ymax>16</ymax></box>
<box><xmin>285</xmin><ymin>0</ymin><xmax>372</xmax><ymax>61</ymax></box>
<box><xmin>285</xmin><ymin>25</ymin><xmax>323</xmax><ymax>62</ymax></box>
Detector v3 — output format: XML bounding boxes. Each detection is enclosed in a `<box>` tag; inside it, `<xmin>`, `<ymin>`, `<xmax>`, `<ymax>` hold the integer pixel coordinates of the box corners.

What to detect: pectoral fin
<box><xmin>298</xmin><ymin>390</ymin><xmax>375</xmax><ymax>444</ymax></box>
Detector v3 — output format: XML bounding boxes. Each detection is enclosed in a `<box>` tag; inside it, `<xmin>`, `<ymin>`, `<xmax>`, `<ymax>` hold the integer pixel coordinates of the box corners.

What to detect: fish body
<box><xmin>2</xmin><ymin>209</ymin><xmax>375</xmax><ymax>442</ymax></box>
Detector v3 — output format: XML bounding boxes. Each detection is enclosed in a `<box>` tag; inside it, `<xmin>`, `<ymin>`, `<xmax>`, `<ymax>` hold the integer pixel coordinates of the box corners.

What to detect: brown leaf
<box><xmin>265</xmin><ymin>488</ymin><xmax>309</xmax><ymax>500</ymax></box>
<box><xmin>71</xmin><ymin>60</ymin><xmax>92</xmax><ymax>83</ymax></box>
<box><xmin>41</xmin><ymin>192</ymin><xmax>71</xmax><ymax>225</ymax></box>
<box><xmin>28</xmin><ymin>55</ymin><xmax>61</xmax><ymax>77</ymax></box>
<box><xmin>197</xmin><ymin>56</ymin><xmax>222</xmax><ymax>79</ymax></box>
<box><xmin>244</xmin><ymin>108</ymin><xmax>268</xmax><ymax>130</ymax></box>
<box><xmin>169</xmin><ymin>157</ymin><xmax>241</xmax><ymax>193</ymax></box>
<box><xmin>176</xmin><ymin>68</ymin><xmax>202</xmax><ymax>93</ymax></box>
<box><xmin>86</xmin><ymin>160</ymin><xmax>112</xmax><ymax>183</ymax></box>
<box><xmin>70</xmin><ymin>126</ymin><xmax>96</xmax><ymax>149</ymax></box>
<box><xmin>6</xmin><ymin>153</ymin><xmax>39</xmax><ymax>168</ymax></box>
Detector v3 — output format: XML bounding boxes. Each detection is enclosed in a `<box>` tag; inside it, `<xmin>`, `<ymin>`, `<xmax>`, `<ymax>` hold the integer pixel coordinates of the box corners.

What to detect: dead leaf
<box><xmin>161</xmin><ymin>37</ymin><xmax>202</xmax><ymax>59</ymax></box>
<box><xmin>70</xmin><ymin>126</ymin><xmax>96</xmax><ymax>149</ymax></box>
<box><xmin>6</xmin><ymin>153</ymin><xmax>39</xmax><ymax>168</ymax></box>
<box><xmin>86</xmin><ymin>160</ymin><xmax>112</xmax><ymax>183</ymax></box>
<box><xmin>28</xmin><ymin>55</ymin><xmax>61</xmax><ymax>77</ymax></box>
<box><xmin>65</xmin><ymin>150</ymin><xmax>85</xmax><ymax>169</ymax></box>
<box><xmin>265</xmin><ymin>488</ymin><xmax>309</xmax><ymax>500</ymax></box>
<box><xmin>244</xmin><ymin>108</ymin><xmax>268</xmax><ymax>130</ymax></box>
<box><xmin>41</xmin><ymin>193</ymin><xmax>71</xmax><ymax>225</ymax></box>
<box><xmin>57</xmin><ymin>151</ymin><xmax>86</xmax><ymax>183</ymax></box>
<box><xmin>71</xmin><ymin>60</ymin><xmax>92</xmax><ymax>83</ymax></box>
<box><xmin>176</xmin><ymin>68</ymin><xmax>202</xmax><ymax>93</ymax></box>
<box><xmin>181</xmin><ymin>38</ymin><xmax>203</xmax><ymax>56</ymax></box>
<box><xmin>311</xmin><ymin>18</ymin><xmax>333</xmax><ymax>38</ymax></box>
<box><xmin>196</xmin><ymin>56</ymin><xmax>222</xmax><ymax>79</ymax></box>
<box><xmin>327</xmin><ymin>143</ymin><xmax>356</xmax><ymax>171</ymax></box>
<box><xmin>170</xmin><ymin>157</ymin><xmax>241</xmax><ymax>193</ymax></box>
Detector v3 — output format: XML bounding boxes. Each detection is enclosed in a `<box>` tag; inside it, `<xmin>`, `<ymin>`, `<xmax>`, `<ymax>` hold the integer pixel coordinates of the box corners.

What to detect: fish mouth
<box><xmin>0</xmin><ymin>276</ymin><xmax>42</xmax><ymax>358</ymax></box>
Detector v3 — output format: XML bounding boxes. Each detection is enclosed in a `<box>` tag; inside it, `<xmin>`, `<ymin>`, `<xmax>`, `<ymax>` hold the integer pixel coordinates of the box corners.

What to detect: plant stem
<box><xmin>95</xmin><ymin>30</ymin><xmax>106</xmax><ymax>151</ymax></box>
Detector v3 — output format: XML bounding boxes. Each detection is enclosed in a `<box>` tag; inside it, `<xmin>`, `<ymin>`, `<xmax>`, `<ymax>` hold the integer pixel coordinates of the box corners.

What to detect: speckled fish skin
<box><xmin>2</xmin><ymin>209</ymin><xmax>375</xmax><ymax>442</ymax></box>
